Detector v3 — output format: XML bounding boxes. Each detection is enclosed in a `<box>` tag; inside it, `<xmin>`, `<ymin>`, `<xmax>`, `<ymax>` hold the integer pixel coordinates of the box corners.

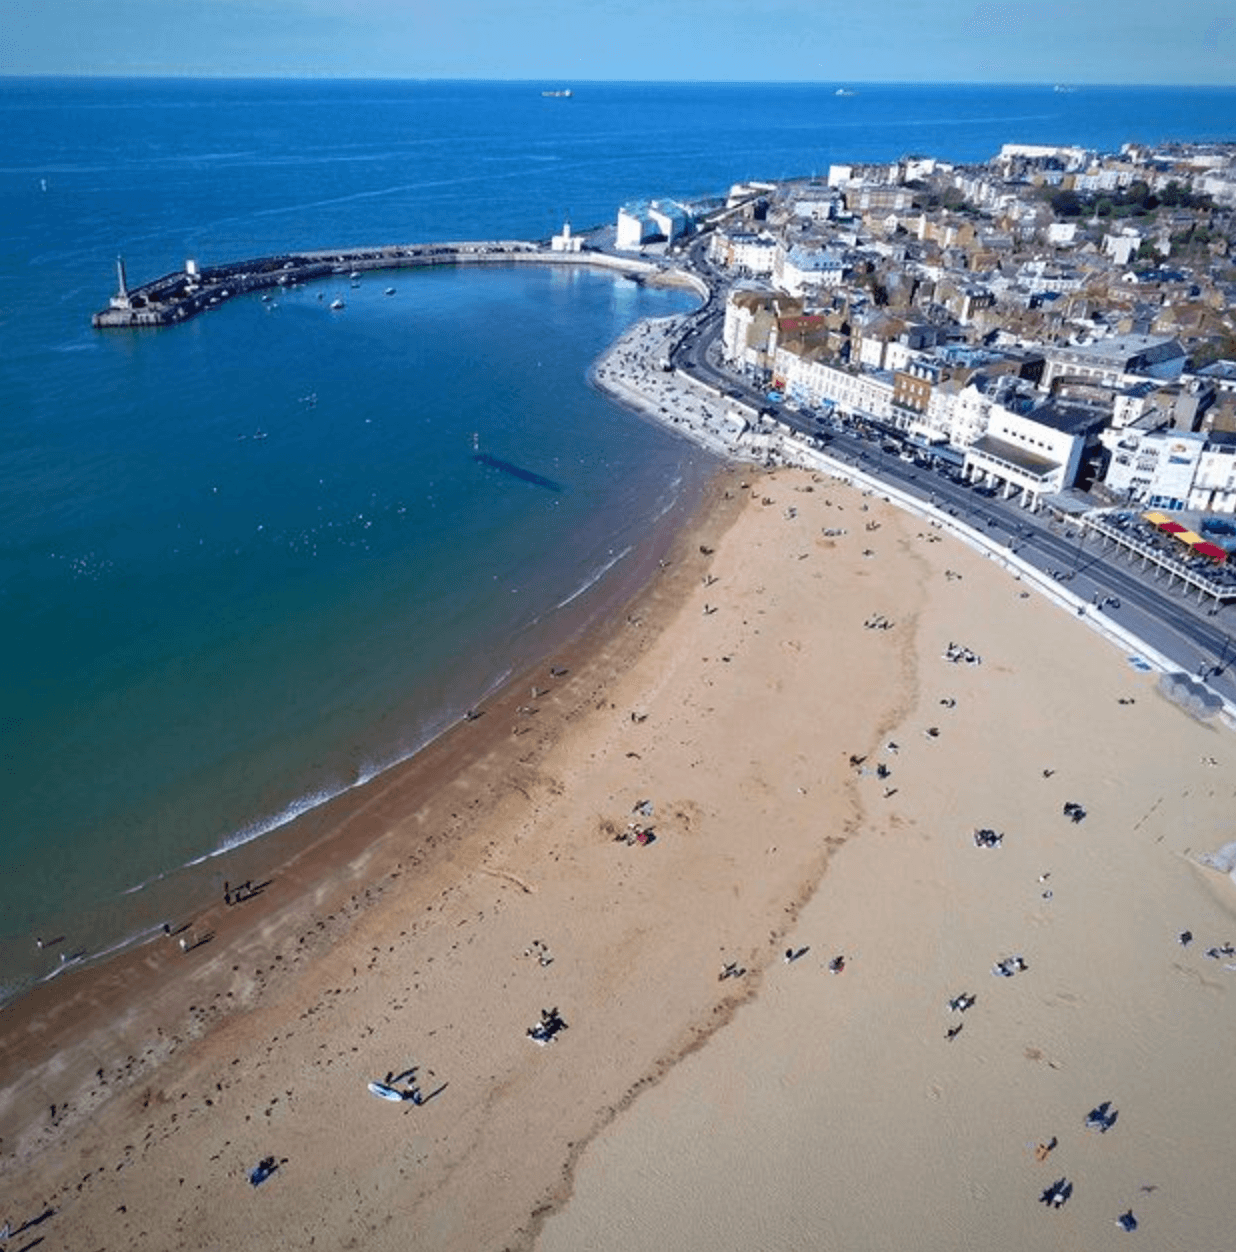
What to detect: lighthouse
<box><xmin>109</xmin><ymin>256</ymin><xmax>132</xmax><ymax>310</ymax></box>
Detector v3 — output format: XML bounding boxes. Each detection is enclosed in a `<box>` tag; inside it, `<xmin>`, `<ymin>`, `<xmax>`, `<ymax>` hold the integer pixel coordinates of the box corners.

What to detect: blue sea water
<box><xmin>3</xmin><ymin>78</ymin><xmax>1236</xmax><ymax>1003</ymax></box>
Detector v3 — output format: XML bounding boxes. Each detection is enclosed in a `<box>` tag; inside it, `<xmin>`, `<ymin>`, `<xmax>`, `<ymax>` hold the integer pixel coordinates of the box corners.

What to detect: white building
<box><xmin>774</xmin><ymin>244</ymin><xmax>847</xmax><ymax>297</ymax></box>
<box><xmin>615</xmin><ymin>199</ymin><xmax>689</xmax><ymax>250</ymax></box>
<box><xmin>998</xmin><ymin>143</ymin><xmax>1091</xmax><ymax>169</ymax></box>
<box><xmin>710</xmin><ymin>231</ymin><xmax>777</xmax><ymax>276</ymax></box>
<box><xmin>1074</xmin><ymin>168</ymin><xmax>1130</xmax><ymax>193</ymax></box>
<box><xmin>771</xmin><ymin>347</ymin><xmax>894</xmax><ymax>423</ymax></box>
<box><xmin>726</xmin><ymin>180</ymin><xmax>777</xmax><ymax>208</ymax></box>
<box><xmin>1191</xmin><ymin>434</ymin><xmax>1236</xmax><ymax>513</ymax></box>
<box><xmin>790</xmin><ymin>188</ymin><xmax>842</xmax><ymax>223</ymax></box>
<box><xmin>1102</xmin><ymin>428</ymin><xmax>1206</xmax><ymax>510</ymax></box>
<box><xmin>550</xmin><ymin>220</ymin><xmax>582</xmax><ymax>253</ymax></box>
<box><xmin>964</xmin><ymin>402</ymin><xmax>1091</xmax><ymax>506</ymax></box>
<box><xmin>722</xmin><ymin>287</ymin><xmax>794</xmax><ymax>375</ymax></box>
<box><xmin>1102</xmin><ymin>428</ymin><xmax>1236</xmax><ymax>514</ymax></box>
<box><xmin>1102</xmin><ymin>228</ymin><xmax>1143</xmax><ymax>266</ymax></box>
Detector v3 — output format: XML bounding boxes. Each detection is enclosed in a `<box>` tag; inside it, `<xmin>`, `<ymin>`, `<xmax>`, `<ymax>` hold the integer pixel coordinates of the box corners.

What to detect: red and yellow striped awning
<box><xmin>1192</xmin><ymin>540</ymin><xmax>1228</xmax><ymax>563</ymax></box>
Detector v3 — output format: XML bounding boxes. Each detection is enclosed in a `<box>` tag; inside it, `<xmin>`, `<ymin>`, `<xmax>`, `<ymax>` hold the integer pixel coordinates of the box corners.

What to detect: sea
<box><xmin>3</xmin><ymin>78</ymin><xmax>1235</xmax><ymax>1006</ymax></box>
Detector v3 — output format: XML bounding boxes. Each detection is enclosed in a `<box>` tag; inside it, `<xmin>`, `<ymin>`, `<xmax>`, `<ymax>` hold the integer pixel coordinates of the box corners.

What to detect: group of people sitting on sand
<box><xmin>943</xmin><ymin>642</ymin><xmax>981</xmax><ymax>665</ymax></box>
<box><xmin>527</xmin><ymin>1007</ymin><xmax>568</xmax><ymax>1045</ymax></box>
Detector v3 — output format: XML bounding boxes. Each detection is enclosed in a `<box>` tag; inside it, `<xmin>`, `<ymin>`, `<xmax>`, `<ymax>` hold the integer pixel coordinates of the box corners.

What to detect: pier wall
<box><xmin>92</xmin><ymin>244</ymin><xmax>698</xmax><ymax>328</ymax></box>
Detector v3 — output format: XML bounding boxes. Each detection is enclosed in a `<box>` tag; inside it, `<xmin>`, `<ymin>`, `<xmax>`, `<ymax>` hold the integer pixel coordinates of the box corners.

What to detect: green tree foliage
<box><xmin>1046</xmin><ymin>178</ymin><xmax>1212</xmax><ymax>222</ymax></box>
<box><xmin>1049</xmin><ymin>188</ymin><xmax>1083</xmax><ymax>217</ymax></box>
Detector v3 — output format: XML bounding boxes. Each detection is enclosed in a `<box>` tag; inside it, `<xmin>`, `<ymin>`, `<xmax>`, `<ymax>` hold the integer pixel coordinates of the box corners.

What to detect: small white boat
<box><xmin>384</xmin><ymin>287</ymin><xmax>396</xmax><ymax>296</ymax></box>
<box><xmin>330</xmin><ymin>298</ymin><xmax>345</xmax><ymax>310</ymax></box>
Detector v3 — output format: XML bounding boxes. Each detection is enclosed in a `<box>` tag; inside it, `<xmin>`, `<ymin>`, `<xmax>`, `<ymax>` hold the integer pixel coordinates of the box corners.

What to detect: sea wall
<box><xmin>91</xmin><ymin>243</ymin><xmax>692</xmax><ymax>328</ymax></box>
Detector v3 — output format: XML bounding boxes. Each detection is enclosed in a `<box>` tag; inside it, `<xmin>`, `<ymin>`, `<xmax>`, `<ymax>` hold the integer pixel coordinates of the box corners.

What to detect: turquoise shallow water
<box><xmin>3</xmin><ymin>77</ymin><xmax>1236</xmax><ymax>1003</ymax></box>
<box><xmin>0</xmin><ymin>261</ymin><xmax>706</xmax><ymax>996</ymax></box>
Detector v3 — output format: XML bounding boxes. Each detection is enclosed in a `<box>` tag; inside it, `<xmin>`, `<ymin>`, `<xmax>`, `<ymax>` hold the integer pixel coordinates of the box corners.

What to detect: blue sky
<box><xmin>3</xmin><ymin>0</ymin><xmax>1234</xmax><ymax>84</ymax></box>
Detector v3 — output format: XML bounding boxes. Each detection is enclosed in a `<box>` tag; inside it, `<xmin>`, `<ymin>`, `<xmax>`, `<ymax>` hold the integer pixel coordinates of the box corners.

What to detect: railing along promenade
<box><xmin>92</xmin><ymin>240</ymin><xmax>708</xmax><ymax>328</ymax></box>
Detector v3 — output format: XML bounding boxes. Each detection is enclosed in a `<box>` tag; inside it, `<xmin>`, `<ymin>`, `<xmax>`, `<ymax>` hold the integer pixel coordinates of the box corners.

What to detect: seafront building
<box><xmin>701</xmin><ymin>139</ymin><xmax>1236</xmax><ymax>519</ymax></box>
<box><xmin>616</xmin><ymin>199</ymin><xmax>691</xmax><ymax>250</ymax></box>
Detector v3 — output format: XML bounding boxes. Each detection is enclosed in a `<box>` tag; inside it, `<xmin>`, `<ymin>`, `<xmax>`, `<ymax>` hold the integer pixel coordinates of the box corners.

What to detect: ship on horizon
<box><xmin>541</xmin><ymin>88</ymin><xmax>573</xmax><ymax>98</ymax></box>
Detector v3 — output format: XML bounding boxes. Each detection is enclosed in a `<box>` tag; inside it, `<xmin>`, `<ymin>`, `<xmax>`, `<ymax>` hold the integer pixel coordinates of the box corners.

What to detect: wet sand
<box><xmin>2</xmin><ymin>464</ymin><xmax>1234</xmax><ymax>1251</ymax></box>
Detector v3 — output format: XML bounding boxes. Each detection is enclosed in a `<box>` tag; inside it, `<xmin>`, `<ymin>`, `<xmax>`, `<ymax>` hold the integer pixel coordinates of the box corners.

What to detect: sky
<box><xmin>2</xmin><ymin>0</ymin><xmax>1234</xmax><ymax>85</ymax></box>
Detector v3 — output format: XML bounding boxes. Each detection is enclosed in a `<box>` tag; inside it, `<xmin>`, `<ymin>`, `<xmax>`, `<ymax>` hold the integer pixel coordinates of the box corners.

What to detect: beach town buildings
<box><xmin>705</xmin><ymin>139</ymin><xmax>1236</xmax><ymax>513</ymax></box>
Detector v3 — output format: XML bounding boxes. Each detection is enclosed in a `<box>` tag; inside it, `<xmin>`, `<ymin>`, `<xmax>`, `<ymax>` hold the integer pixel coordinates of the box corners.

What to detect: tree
<box><xmin>1050</xmin><ymin>189</ymin><xmax>1082</xmax><ymax>217</ymax></box>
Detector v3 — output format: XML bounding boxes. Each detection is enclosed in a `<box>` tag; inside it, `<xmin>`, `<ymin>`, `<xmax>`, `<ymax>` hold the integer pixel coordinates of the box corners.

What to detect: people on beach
<box><xmin>1085</xmin><ymin>1100</ymin><xmax>1118</xmax><ymax>1133</ymax></box>
<box><xmin>1039</xmin><ymin>1177</ymin><xmax>1073</xmax><ymax>1208</ymax></box>
<box><xmin>248</xmin><ymin>1156</ymin><xmax>279</xmax><ymax>1187</ymax></box>
<box><xmin>527</xmin><ymin>1006</ymin><xmax>568</xmax><ymax>1045</ymax></box>
<box><xmin>992</xmin><ymin>955</ymin><xmax>1027</xmax><ymax>978</ymax></box>
<box><xmin>943</xmin><ymin>642</ymin><xmax>981</xmax><ymax>665</ymax></box>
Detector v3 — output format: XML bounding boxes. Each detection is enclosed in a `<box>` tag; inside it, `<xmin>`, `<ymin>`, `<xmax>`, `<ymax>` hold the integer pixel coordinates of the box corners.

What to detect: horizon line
<box><xmin>3</xmin><ymin>74</ymin><xmax>1233</xmax><ymax>91</ymax></box>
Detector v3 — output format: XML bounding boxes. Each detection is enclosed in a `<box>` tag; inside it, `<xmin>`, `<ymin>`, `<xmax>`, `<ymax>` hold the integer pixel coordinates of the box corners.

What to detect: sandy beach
<box><xmin>3</xmin><ymin>432</ymin><xmax>1235</xmax><ymax>1249</ymax></box>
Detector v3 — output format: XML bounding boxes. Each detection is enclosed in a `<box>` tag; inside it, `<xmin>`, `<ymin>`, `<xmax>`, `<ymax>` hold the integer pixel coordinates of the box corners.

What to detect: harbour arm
<box><xmin>91</xmin><ymin>241</ymin><xmax>706</xmax><ymax>328</ymax></box>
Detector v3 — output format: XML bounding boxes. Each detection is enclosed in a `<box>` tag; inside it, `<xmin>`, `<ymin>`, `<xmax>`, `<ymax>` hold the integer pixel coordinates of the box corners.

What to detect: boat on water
<box><xmin>541</xmin><ymin>88</ymin><xmax>573</xmax><ymax>98</ymax></box>
<box><xmin>329</xmin><ymin>298</ymin><xmax>345</xmax><ymax>310</ymax></box>
<box><xmin>384</xmin><ymin>286</ymin><xmax>396</xmax><ymax>296</ymax></box>
<box><xmin>835</xmin><ymin>87</ymin><xmax>856</xmax><ymax>97</ymax></box>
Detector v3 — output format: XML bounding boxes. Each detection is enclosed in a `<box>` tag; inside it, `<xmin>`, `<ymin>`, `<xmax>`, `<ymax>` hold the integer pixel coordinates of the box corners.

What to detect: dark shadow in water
<box><xmin>472</xmin><ymin>452</ymin><xmax>563</xmax><ymax>493</ymax></box>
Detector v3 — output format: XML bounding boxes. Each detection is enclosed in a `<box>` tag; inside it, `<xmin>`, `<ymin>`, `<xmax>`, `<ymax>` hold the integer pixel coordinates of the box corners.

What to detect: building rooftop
<box><xmin>1027</xmin><ymin>400</ymin><xmax>1109</xmax><ymax>436</ymax></box>
<box><xmin>1052</xmin><ymin>334</ymin><xmax>1184</xmax><ymax>367</ymax></box>
<box><xmin>969</xmin><ymin>434</ymin><xmax>1059</xmax><ymax>477</ymax></box>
